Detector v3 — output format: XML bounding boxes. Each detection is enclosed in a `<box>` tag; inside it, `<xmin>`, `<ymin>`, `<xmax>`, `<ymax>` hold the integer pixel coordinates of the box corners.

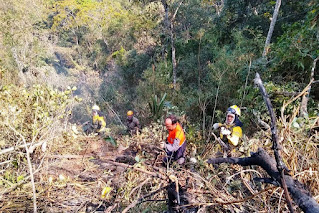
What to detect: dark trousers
<box><xmin>163</xmin><ymin>141</ymin><xmax>187</xmax><ymax>163</ymax></box>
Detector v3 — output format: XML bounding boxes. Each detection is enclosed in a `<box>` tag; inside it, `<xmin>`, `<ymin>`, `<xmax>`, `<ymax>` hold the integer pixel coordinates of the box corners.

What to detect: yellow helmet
<box><xmin>227</xmin><ymin>105</ymin><xmax>241</xmax><ymax>116</ymax></box>
<box><xmin>92</xmin><ymin>105</ymin><xmax>100</xmax><ymax>111</ymax></box>
<box><xmin>127</xmin><ymin>110</ymin><xmax>133</xmax><ymax>116</ymax></box>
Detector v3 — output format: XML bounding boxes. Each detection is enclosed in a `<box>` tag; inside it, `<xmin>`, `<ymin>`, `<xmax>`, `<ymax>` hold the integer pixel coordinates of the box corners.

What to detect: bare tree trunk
<box><xmin>206</xmin><ymin>72</ymin><xmax>224</xmax><ymax>142</ymax></box>
<box><xmin>262</xmin><ymin>0</ymin><xmax>281</xmax><ymax>58</ymax></box>
<box><xmin>300</xmin><ymin>57</ymin><xmax>318</xmax><ymax>117</ymax></box>
<box><xmin>240</xmin><ymin>59</ymin><xmax>252</xmax><ymax>108</ymax></box>
<box><xmin>199</xmin><ymin>97</ymin><xmax>208</xmax><ymax>141</ymax></box>
<box><xmin>197</xmin><ymin>35</ymin><xmax>202</xmax><ymax>91</ymax></box>
<box><xmin>171</xmin><ymin>22</ymin><xmax>177</xmax><ymax>89</ymax></box>
<box><xmin>161</xmin><ymin>0</ymin><xmax>183</xmax><ymax>90</ymax></box>
<box><xmin>162</xmin><ymin>0</ymin><xmax>169</xmax><ymax>27</ymax></box>
<box><xmin>25</xmin><ymin>141</ymin><xmax>37</xmax><ymax>213</ymax></box>
<box><xmin>162</xmin><ymin>0</ymin><xmax>169</xmax><ymax>62</ymax></box>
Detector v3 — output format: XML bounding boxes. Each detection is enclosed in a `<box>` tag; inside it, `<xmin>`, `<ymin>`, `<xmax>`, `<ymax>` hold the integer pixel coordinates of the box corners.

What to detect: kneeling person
<box><xmin>126</xmin><ymin>110</ymin><xmax>141</xmax><ymax>135</ymax></box>
<box><xmin>92</xmin><ymin>105</ymin><xmax>107</xmax><ymax>135</ymax></box>
<box><xmin>213</xmin><ymin>105</ymin><xmax>243</xmax><ymax>157</ymax></box>
<box><xmin>160</xmin><ymin>115</ymin><xmax>187</xmax><ymax>165</ymax></box>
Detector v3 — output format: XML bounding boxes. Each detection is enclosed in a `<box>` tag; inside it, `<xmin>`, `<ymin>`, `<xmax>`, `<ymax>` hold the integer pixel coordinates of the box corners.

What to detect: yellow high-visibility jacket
<box><xmin>218</xmin><ymin>123</ymin><xmax>243</xmax><ymax>146</ymax></box>
<box><xmin>92</xmin><ymin>114</ymin><xmax>106</xmax><ymax>132</ymax></box>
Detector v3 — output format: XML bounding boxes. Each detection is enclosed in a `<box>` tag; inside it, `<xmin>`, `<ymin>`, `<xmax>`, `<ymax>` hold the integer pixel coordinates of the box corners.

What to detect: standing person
<box><xmin>91</xmin><ymin>105</ymin><xmax>106</xmax><ymax>135</ymax></box>
<box><xmin>126</xmin><ymin>110</ymin><xmax>141</xmax><ymax>135</ymax></box>
<box><xmin>160</xmin><ymin>114</ymin><xmax>187</xmax><ymax>165</ymax></box>
<box><xmin>213</xmin><ymin>105</ymin><xmax>243</xmax><ymax>156</ymax></box>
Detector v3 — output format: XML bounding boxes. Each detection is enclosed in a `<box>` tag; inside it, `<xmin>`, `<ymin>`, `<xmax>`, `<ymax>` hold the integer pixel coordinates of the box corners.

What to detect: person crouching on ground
<box><xmin>92</xmin><ymin>105</ymin><xmax>106</xmax><ymax>135</ymax></box>
<box><xmin>160</xmin><ymin>114</ymin><xmax>187</xmax><ymax>165</ymax></box>
<box><xmin>126</xmin><ymin>110</ymin><xmax>141</xmax><ymax>135</ymax></box>
<box><xmin>213</xmin><ymin>105</ymin><xmax>243</xmax><ymax>157</ymax></box>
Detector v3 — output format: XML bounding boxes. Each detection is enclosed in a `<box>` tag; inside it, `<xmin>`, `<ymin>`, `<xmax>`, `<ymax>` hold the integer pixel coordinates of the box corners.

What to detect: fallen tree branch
<box><xmin>139</xmin><ymin>184</ymin><xmax>168</xmax><ymax>201</ymax></box>
<box><xmin>123</xmin><ymin>184</ymin><xmax>168</xmax><ymax>213</ymax></box>
<box><xmin>122</xmin><ymin>199</ymin><xmax>139</xmax><ymax>213</ymax></box>
<box><xmin>129</xmin><ymin>177</ymin><xmax>151</xmax><ymax>197</ymax></box>
<box><xmin>254</xmin><ymin>72</ymin><xmax>294</xmax><ymax>212</ymax></box>
<box><xmin>8</xmin><ymin>125</ymin><xmax>37</xmax><ymax>213</ymax></box>
<box><xmin>280</xmin><ymin>80</ymin><xmax>313</xmax><ymax>121</ymax></box>
<box><xmin>0</xmin><ymin>149</ymin><xmax>46</xmax><ymax>200</ymax></box>
<box><xmin>139</xmin><ymin>199</ymin><xmax>166</xmax><ymax>203</ymax></box>
<box><xmin>0</xmin><ymin>141</ymin><xmax>43</xmax><ymax>155</ymax></box>
<box><xmin>271</xmin><ymin>91</ymin><xmax>299</xmax><ymax>97</ymax></box>
<box><xmin>0</xmin><ymin>160</ymin><xmax>12</xmax><ymax>166</ymax></box>
<box><xmin>179</xmin><ymin>185</ymin><xmax>277</xmax><ymax>208</ymax></box>
<box><xmin>92</xmin><ymin>159</ymin><xmax>168</xmax><ymax>180</ymax></box>
<box><xmin>252</xmin><ymin>110</ymin><xmax>270</xmax><ymax>130</ymax></box>
<box><xmin>104</xmin><ymin>203</ymin><xmax>118</xmax><ymax>213</ymax></box>
<box><xmin>46</xmin><ymin>154</ymin><xmax>94</xmax><ymax>159</ymax></box>
<box><xmin>207</xmin><ymin>148</ymin><xmax>319</xmax><ymax>213</ymax></box>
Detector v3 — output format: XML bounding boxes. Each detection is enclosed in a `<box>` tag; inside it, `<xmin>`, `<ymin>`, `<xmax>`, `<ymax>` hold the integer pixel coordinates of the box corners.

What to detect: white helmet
<box><xmin>92</xmin><ymin>105</ymin><xmax>100</xmax><ymax>111</ymax></box>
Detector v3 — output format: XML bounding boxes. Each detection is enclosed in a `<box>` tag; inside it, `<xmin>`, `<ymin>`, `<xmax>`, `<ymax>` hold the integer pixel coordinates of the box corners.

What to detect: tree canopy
<box><xmin>0</xmin><ymin>0</ymin><xmax>318</xmax><ymax>212</ymax></box>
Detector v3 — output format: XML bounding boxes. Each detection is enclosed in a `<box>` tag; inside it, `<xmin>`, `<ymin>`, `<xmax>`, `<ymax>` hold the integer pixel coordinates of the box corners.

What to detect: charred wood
<box><xmin>167</xmin><ymin>181</ymin><xmax>198</xmax><ymax>213</ymax></box>
<box><xmin>207</xmin><ymin>148</ymin><xmax>319</xmax><ymax>213</ymax></box>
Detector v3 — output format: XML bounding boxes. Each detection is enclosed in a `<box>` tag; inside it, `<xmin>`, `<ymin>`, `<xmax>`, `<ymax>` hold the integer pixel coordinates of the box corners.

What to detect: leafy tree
<box><xmin>0</xmin><ymin>0</ymin><xmax>49</xmax><ymax>82</ymax></box>
<box><xmin>270</xmin><ymin>7</ymin><xmax>319</xmax><ymax>83</ymax></box>
<box><xmin>50</xmin><ymin>0</ymin><xmax>100</xmax><ymax>45</ymax></box>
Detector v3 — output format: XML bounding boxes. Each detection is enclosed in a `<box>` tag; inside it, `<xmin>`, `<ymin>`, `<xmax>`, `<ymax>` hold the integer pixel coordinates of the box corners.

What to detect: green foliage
<box><xmin>137</xmin><ymin>62</ymin><xmax>172</xmax><ymax>96</ymax></box>
<box><xmin>185</xmin><ymin>123</ymin><xmax>201</xmax><ymax>144</ymax></box>
<box><xmin>270</xmin><ymin>7</ymin><xmax>319</xmax><ymax>83</ymax></box>
<box><xmin>105</xmin><ymin>136</ymin><xmax>117</xmax><ymax>146</ymax></box>
<box><xmin>148</xmin><ymin>93</ymin><xmax>167</xmax><ymax>121</ymax></box>
<box><xmin>117</xmin><ymin>49</ymin><xmax>151</xmax><ymax>87</ymax></box>
<box><xmin>0</xmin><ymin>84</ymin><xmax>74</xmax><ymax>129</ymax></box>
<box><xmin>51</xmin><ymin>0</ymin><xmax>99</xmax><ymax>32</ymax></box>
<box><xmin>0</xmin><ymin>83</ymin><xmax>77</xmax><ymax>186</ymax></box>
<box><xmin>0</xmin><ymin>0</ymin><xmax>318</xmax><ymax>144</ymax></box>
<box><xmin>0</xmin><ymin>0</ymin><xmax>49</xmax><ymax>75</ymax></box>
<box><xmin>0</xmin><ymin>1</ymin><xmax>319</xmax><ymax>211</ymax></box>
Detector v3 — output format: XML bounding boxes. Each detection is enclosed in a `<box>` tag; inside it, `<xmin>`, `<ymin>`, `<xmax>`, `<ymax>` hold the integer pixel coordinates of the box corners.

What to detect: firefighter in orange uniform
<box><xmin>160</xmin><ymin>114</ymin><xmax>187</xmax><ymax>165</ymax></box>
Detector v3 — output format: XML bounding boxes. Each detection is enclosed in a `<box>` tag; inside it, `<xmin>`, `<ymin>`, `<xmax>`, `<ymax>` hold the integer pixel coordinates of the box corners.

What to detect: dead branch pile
<box><xmin>0</xmin><ymin>116</ymin><xmax>318</xmax><ymax>212</ymax></box>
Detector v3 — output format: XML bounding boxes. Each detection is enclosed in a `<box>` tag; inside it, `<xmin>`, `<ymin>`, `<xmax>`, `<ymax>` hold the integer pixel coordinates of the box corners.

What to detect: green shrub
<box><xmin>0</xmin><ymin>84</ymin><xmax>77</xmax><ymax>186</ymax></box>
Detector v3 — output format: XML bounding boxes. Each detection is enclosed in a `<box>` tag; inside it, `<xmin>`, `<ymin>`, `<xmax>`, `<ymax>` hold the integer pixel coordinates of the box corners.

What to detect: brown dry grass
<box><xmin>0</xmin><ymin>117</ymin><xmax>318</xmax><ymax>212</ymax></box>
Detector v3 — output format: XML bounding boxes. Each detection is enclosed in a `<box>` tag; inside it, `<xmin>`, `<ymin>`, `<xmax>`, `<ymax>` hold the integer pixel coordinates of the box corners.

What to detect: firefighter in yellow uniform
<box><xmin>213</xmin><ymin>105</ymin><xmax>243</xmax><ymax>156</ymax></box>
<box><xmin>91</xmin><ymin>105</ymin><xmax>106</xmax><ymax>135</ymax></box>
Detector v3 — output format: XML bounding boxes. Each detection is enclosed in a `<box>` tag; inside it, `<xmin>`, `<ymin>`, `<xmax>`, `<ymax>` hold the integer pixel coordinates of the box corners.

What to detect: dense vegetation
<box><xmin>0</xmin><ymin>0</ymin><xmax>318</xmax><ymax>212</ymax></box>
